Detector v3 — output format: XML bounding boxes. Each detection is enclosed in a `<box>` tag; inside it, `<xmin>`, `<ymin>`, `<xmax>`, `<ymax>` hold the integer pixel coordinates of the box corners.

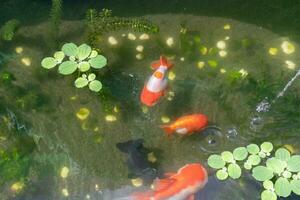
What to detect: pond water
<box><xmin>1</xmin><ymin>1</ymin><xmax>300</xmax><ymax>200</ymax></box>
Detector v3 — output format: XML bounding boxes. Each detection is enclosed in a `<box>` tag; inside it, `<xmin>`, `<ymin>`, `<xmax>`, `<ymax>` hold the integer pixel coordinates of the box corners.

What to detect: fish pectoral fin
<box><xmin>153</xmin><ymin>178</ymin><xmax>175</xmax><ymax>191</ymax></box>
<box><xmin>186</xmin><ymin>194</ymin><xmax>195</xmax><ymax>200</ymax></box>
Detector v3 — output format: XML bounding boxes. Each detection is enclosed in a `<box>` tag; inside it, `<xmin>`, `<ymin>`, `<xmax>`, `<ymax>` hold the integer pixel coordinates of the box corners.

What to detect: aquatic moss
<box><xmin>48</xmin><ymin>0</ymin><xmax>63</xmax><ymax>48</ymax></box>
<box><xmin>85</xmin><ymin>8</ymin><xmax>159</xmax><ymax>46</ymax></box>
<box><xmin>0</xmin><ymin>19</ymin><xmax>20</xmax><ymax>41</ymax></box>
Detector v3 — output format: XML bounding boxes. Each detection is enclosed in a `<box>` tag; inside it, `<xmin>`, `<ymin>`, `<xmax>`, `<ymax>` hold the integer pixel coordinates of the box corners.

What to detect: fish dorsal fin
<box><xmin>186</xmin><ymin>194</ymin><xmax>195</xmax><ymax>200</ymax></box>
<box><xmin>153</xmin><ymin>178</ymin><xmax>175</xmax><ymax>191</ymax></box>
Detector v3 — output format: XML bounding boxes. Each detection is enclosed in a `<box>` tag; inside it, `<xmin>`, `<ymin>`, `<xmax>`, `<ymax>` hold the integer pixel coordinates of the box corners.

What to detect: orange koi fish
<box><xmin>161</xmin><ymin>114</ymin><xmax>208</xmax><ymax>136</ymax></box>
<box><xmin>140</xmin><ymin>56</ymin><xmax>173</xmax><ymax>107</ymax></box>
<box><xmin>132</xmin><ymin>163</ymin><xmax>208</xmax><ymax>200</ymax></box>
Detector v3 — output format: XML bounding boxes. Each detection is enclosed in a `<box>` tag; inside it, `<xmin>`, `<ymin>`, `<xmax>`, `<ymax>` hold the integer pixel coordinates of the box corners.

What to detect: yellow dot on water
<box><xmin>283</xmin><ymin>144</ymin><xmax>296</xmax><ymax>154</ymax></box>
<box><xmin>199</xmin><ymin>46</ymin><xmax>208</xmax><ymax>55</ymax></box>
<box><xmin>139</xmin><ymin>33</ymin><xmax>150</xmax><ymax>40</ymax></box>
<box><xmin>224</xmin><ymin>24</ymin><xmax>231</xmax><ymax>30</ymax></box>
<box><xmin>15</xmin><ymin>47</ymin><xmax>23</xmax><ymax>54</ymax></box>
<box><xmin>161</xmin><ymin>116</ymin><xmax>170</xmax><ymax>123</ymax></box>
<box><xmin>219</xmin><ymin>50</ymin><xmax>227</xmax><ymax>57</ymax></box>
<box><xmin>281</xmin><ymin>41</ymin><xmax>295</xmax><ymax>54</ymax></box>
<box><xmin>70</xmin><ymin>95</ymin><xmax>78</xmax><ymax>100</ymax></box>
<box><xmin>113</xmin><ymin>106</ymin><xmax>119</xmax><ymax>113</ymax></box>
<box><xmin>131</xmin><ymin>178</ymin><xmax>143</xmax><ymax>187</ymax></box>
<box><xmin>128</xmin><ymin>33</ymin><xmax>136</xmax><ymax>40</ymax></box>
<box><xmin>285</xmin><ymin>60</ymin><xmax>296</xmax><ymax>70</ymax></box>
<box><xmin>141</xmin><ymin>106</ymin><xmax>148</xmax><ymax>113</ymax></box>
<box><xmin>108</xmin><ymin>36</ymin><xmax>118</xmax><ymax>45</ymax></box>
<box><xmin>10</xmin><ymin>181</ymin><xmax>25</xmax><ymax>193</ymax></box>
<box><xmin>216</xmin><ymin>41</ymin><xmax>226</xmax><ymax>49</ymax></box>
<box><xmin>220</xmin><ymin>68</ymin><xmax>226</xmax><ymax>73</ymax></box>
<box><xmin>168</xmin><ymin>71</ymin><xmax>176</xmax><ymax>80</ymax></box>
<box><xmin>147</xmin><ymin>152</ymin><xmax>157</xmax><ymax>163</ymax></box>
<box><xmin>180</xmin><ymin>57</ymin><xmax>185</xmax><ymax>61</ymax></box>
<box><xmin>136</xmin><ymin>53</ymin><xmax>144</xmax><ymax>60</ymax></box>
<box><xmin>62</xmin><ymin>188</ymin><xmax>69</xmax><ymax>197</ymax></box>
<box><xmin>166</xmin><ymin>37</ymin><xmax>174</xmax><ymax>47</ymax></box>
<box><xmin>197</xmin><ymin>61</ymin><xmax>205</xmax><ymax>69</ymax></box>
<box><xmin>60</xmin><ymin>167</ymin><xmax>69</xmax><ymax>178</ymax></box>
<box><xmin>76</xmin><ymin>108</ymin><xmax>90</xmax><ymax>121</ymax></box>
<box><xmin>105</xmin><ymin>115</ymin><xmax>117</xmax><ymax>122</ymax></box>
<box><xmin>268</xmin><ymin>47</ymin><xmax>278</xmax><ymax>55</ymax></box>
<box><xmin>21</xmin><ymin>57</ymin><xmax>31</xmax><ymax>66</ymax></box>
<box><xmin>136</xmin><ymin>45</ymin><xmax>144</xmax><ymax>52</ymax></box>
<box><xmin>239</xmin><ymin>69</ymin><xmax>248</xmax><ymax>78</ymax></box>
<box><xmin>94</xmin><ymin>126</ymin><xmax>99</xmax><ymax>132</ymax></box>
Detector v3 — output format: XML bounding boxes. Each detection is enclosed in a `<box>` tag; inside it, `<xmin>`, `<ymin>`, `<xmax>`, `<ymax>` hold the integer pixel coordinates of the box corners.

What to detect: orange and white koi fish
<box><xmin>131</xmin><ymin>163</ymin><xmax>208</xmax><ymax>200</ymax></box>
<box><xmin>161</xmin><ymin>114</ymin><xmax>208</xmax><ymax>136</ymax></box>
<box><xmin>140</xmin><ymin>56</ymin><xmax>173</xmax><ymax>107</ymax></box>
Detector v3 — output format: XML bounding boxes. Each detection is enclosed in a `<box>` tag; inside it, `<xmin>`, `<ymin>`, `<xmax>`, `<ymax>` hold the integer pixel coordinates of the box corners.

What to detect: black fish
<box><xmin>116</xmin><ymin>139</ymin><xmax>158</xmax><ymax>183</ymax></box>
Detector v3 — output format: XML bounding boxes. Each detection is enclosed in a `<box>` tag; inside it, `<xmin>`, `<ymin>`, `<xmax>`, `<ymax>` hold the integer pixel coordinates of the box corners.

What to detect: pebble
<box><xmin>219</xmin><ymin>50</ymin><xmax>227</xmax><ymax>57</ymax></box>
<box><xmin>108</xmin><ymin>36</ymin><xmax>118</xmax><ymax>45</ymax></box>
<box><xmin>128</xmin><ymin>33</ymin><xmax>136</xmax><ymax>40</ymax></box>
<box><xmin>60</xmin><ymin>167</ymin><xmax>69</xmax><ymax>178</ymax></box>
<box><xmin>139</xmin><ymin>33</ymin><xmax>150</xmax><ymax>40</ymax></box>
<box><xmin>136</xmin><ymin>45</ymin><xmax>144</xmax><ymax>52</ymax></box>
<box><xmin>166</xmin><ymin>37</ymin><xmax>174</xmax><ymax>47</ymax></box>
<box><xmin>21</xmin><ymin>57</ymin><xmax>31</xmax><ymax>66</ymax></box>
<box><xmin>281</xmin><ymin>41</ymin><xmax>295</xmax><ymax>54</ymax></box>
<box><xmin>216</xmin><ymin>41</ymin><xmax>226</xmax><ymax>49</ymax></box>
<box><xmin>136</xmin><ymin>53</ymin><xmax>144</xmax><ymax>60</ymax></box>
<box><xmin>15</xmin><ymin>47</ymin><xmax>23</xmax><ymax>54</ymax></box>
<box><xmin>285</xmin><ymin>60</ymin><xmax>296</xmax><ymax>70</ymax></box>
<box><xmin>105</xmin><ymin>115</ymin><xmax>117</xmax><ymax>122</ymax></box>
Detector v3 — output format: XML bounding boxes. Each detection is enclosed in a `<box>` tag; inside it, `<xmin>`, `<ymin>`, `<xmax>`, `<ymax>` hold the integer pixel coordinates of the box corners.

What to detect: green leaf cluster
<box><xmin>0</xmin><ymin>19</ymin><xmax>20</xmax><ymax>41</ymax></box>
<box><xmin>41</xmin><ymin>43</ymin><xmax>107</xmax><ymax>92</ymax></box>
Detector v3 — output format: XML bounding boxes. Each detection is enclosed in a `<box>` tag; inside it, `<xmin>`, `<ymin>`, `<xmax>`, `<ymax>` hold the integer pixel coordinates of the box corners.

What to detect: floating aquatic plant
<box><xmin>0</xmin><ymin>19</ymin><xmax>20</xmax><ymax>41</ymax></box>
<box><xmin>41</xmin><ymin>43</ymin><xmax>107</xmax><ymax>92</ymax></box>
<box><xmin>207</xmin><ymin>142</ymin><xmax>300</xmax><ymax>200</ymax></box>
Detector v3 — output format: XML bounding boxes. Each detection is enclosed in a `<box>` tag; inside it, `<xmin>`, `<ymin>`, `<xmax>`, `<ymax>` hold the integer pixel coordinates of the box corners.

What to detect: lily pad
<box><xmin>252</xmin><ymin>166</ymin><xmax>274</xmax><ymax>181</ymax></box>
<box><xmin>266</xmin><ymin>158</ymin><xmax>287</xmax><ymax>175</ymax></box>
<box><xmin>291</xmin><ymin>179</ymin><xmax>300</xmax><ymax>195</ymax></box>
<box><xmin>208</xmin><ymin>155</ymin><xmax>226</xmax><ymax>169</ymax></box>
<box><xmin>78</xmin><ymin>61</ymin><xmax>90</xmax><ymax>72</ymax></box>
<box><xmin>287</xmin><ymin>155</ymin><xmax>300</xmax><ymax>172</ymax></box>
<box><xmin>89</xmin><ymin>55</ymin><xmax>107</xmax><ymax>69</ymax></box>
<box><xmin>275</xmin><ymin>148</ymin><xmax>291</xmax><ymax>162</ymax></box>
<box><xmin>89</xmin><ymin>80</ymin><xmax>102</xmax><ymax>92</ymax></box>
<box><xmin>261</xmin><ymin>190</ymin><xmax>277</xmax><ymax>200</ymax></box>
<box><xmin>227</xmin><ymin>163</ymin><xmax>241</xmax><ymax>179</ymax></box>
<box><xmin>58</xmin><ymin>61</ymin><xmax>77</xmax><ymax>75</ymax></box>
<box><xmin>54</xmin><ymin>51</ymin><xmax>65</xmax><ymax>63</ymax></box>
<box><xmin>41</xmin><ymin>57</ymin><xmax>57</xmax><ymax>69</ymax></box>
<box><xmin>248</xmin><ymin>155</ymin><xmax>261</xmax><ymax>166</ymax></box>
<box><xmin>221</xmin><ymin>151</ymin><xmax>234</xmax><ymax>163</ymax></box>
<box><xmin>274</xmin><ymin>177</ymin><xmax>291</xmax><ymax>197</ymax></box>
<box><xmin>62</xmin><ymin>43</ymin><xmax>78</xmax><ymax>56</ymax></box>
<box><xmin>216</xmin><ymin>169</ymin><xmax>228</xmax><ymax>180</ymax></box>
<box><xmin>247</xmin><ymin>144</ymin><xmax>260</xmax><ymax>155</ymax></box>
<box><xmin>233</xmin><ymin>147</ymin><xmax>248</xmax><ymax>161</ymax></box>
<box><xmin>77</xmin><ymin>44</ymin><xmax>92</xmax><ymax>60</ymax></box>
<box><xmin>74</xmin><ymin>77</ymin><xmax>88</xmax><ymax>88</ymax></box>
<box><xmin>88</xmin><ymin>73</ymin><xmax>96</xmax><ymax>81</ymax></box>
<box><xmin>261</xmin><ymin>142</ymin><xmax>273</xmax><ymax>153</ymax></box>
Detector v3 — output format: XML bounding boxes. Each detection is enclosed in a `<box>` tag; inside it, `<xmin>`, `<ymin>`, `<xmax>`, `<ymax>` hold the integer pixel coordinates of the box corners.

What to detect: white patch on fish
<box><xmin>175</xmin><ymin>128</ymin><xmax>188</xmax><ymax>135</ymax></box>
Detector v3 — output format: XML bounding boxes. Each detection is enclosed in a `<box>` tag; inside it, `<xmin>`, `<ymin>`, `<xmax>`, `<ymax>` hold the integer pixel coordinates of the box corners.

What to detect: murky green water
<box><xmin>1</xmin><ymin>1</ymin><xmax>300</xmax><ymax>200</ymax></box>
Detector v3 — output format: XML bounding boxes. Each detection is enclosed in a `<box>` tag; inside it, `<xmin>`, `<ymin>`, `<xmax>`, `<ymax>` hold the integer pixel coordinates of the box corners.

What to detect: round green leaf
<box><xmin>62</xmin><ymin>43</ymin><xmax>78</xmax><ymax>56</ymax></box>
<box><xmin>252</xmin><ymin>166</ymin><xmax>274</xmax><ymax>181</ymax></box>
<box><xmin>89</xmin><ymin>55</ymin><xmax>107</xmax><ymax>69</ymax></box>
<box><xmin>274</xmin><ymin>177</ymin><xmax>291</xmax><ymax>197</ymax></box>
<box><xmin>263</xmin><ymin>180</ymin><xmax>274</xmax><ymax>190</ymax></box>
<box><xmin>89</xmin><ymin>50</ymin><xmax>98</xmax><ymax>58</ymax></box>
<box><xmin>275</xmin><ymin>148</ymin><xmax>291</xmax><ymax>162</ymax></box>
<box><xmin>54</xmin><ymin>51</ymin><xmax>65</xmax><ymax>63</ymax></box>
<box><xmin>208</xmin><ymin>154</ymin><xmax>226</xmax><ymax>169</ymax></box>
<box><xmin>233</xmin><ymin>147</ymin><xmax>248</xmax><ymax>161</ymax></box>
<box><xmin>261</xmin><ymin>142</ymin><xmax>273</xmax><ymax>153</ymax></box>
<box><xmin>41</xmin><ymin>57</ymin><xmax>57</xmax><ymax>69</ymax></box>
<box><xmin>266</xmin><ymin>158</ymin><xmax>287</xmax><ymax>175</ymax></box>
<box><xmin>244</xmin><ymin>162</ymin><xmax>252</xmax><ymax>170</ymax></box>
<box><xmin>58</xmin><ymin>61</ymin><xmax>77</xmax><ymax>75</ymax></box>
<box><xmin>261</xmin><ymin>190</ymin><xmax>277</xmax><ymax>200</ymax></box>
<box><xmin>221</xmin><ymin>151</ymin><xmax>234</xmax><ymax>163</ymax></box>
<box><xmin>287</xmin><ymin>155</ymin><xmax>300</xmax><ymax>172</ymax></box>
<box><xmin>247</xmin><ymin>144</ymin><xmax>260</xmax><ymax>155</ymax></box>
<box><xmin>248</xmin><ymin>155</ymin><xmax>261</xmax><ymax>166</ymax></box>
<box><xmin>228</xmin><ymin>163</ymin><xmax>241</xmax><ymax>179</ymax></box>
<box><xmin>74</xmin><ymin>77</ymin><xmax>88</xmax><ymax>88</ymax></box>
<box><xmin>291</xmin><ymin>179</ymin><xmax>300</xmax><ymax>195</ymax></box>
<box><xmin>216</xmin><ymin>169</ymin><xmax>228</xmax><ymax>180</ymax></box>
<box><xmin>282</xmin><ymin>171</ymin><xmax>292</xmax><ymax>179</ymax></box>
<box><xmin>77</xmin><ymin>44</ymin><xmax>92</xmax><ymax>60</ymax></box>
<box><xmin>89</xmin><ymin>80</ymin><xmax>102</xmax><ymax>92</ymax></box>
<box><xmin>88</xmin><ymin>73</ymin><xmax>96</xmax><ymax>81</ymax></box>
<box><xmin>78</xmin><ymin>61</ymin><xmax>90</xmax><ymax>72</ymax></box>
<box><xmin>259</xmin><ymin>151</ymin><xmax>267</xmax><ymax>158</ymax></box>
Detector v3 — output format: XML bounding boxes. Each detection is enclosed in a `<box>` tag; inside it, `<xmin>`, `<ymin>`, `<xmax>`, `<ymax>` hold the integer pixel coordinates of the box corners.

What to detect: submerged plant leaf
<box><xmin>41</xmin><ymin>57</ymin><xmax>57</xmax><ymax>69</ymax></box>
<box><xmin>275</xmin><ymin>148</ymin><xmax>291</xmax><ymax>162</ymax></box>
<box><xmin>290</xmin><ymin>179</ymin><xmax>300</xmax><ymax>195</ymax></box>
<box><xmin>54</xmin><ymin>51</ymin><xmax>65</xmax><ymax>63</ymax></box>
<box><xmin>266</xmin><ymin>158</ymin><xmax>287</xmax><ymax>175</ymax></box>
<box><xmin>89</xmin><ymin>80</ymin><xmax>102</xmax><ymax>92</ymax></box>
<box><xmin>216</xmin><ymin>169</ymin><xmax>228</xmax><ymax>180</ymax></box>
<box><xmin>221</xmin><ymin>151</ymin><xmax>234</xmax><ymax>163</ymax></box>
<box><xmin>77</xmin><ymin>44</ymin><xmax>92</xmax><ymax>60</ymax></box>
<box><xmin>74</xmin><ymin>77</ymin><xmax>88</xmax><ymax>88</ymax></box>
<box><xmin>252</xmin><ymin>166</ymin><xmax>274</xmax><ymax>181</ymax></box>
<box><xmin>78</xmin><ymin>61</ymin><xmax>90</xmax><ymax>72</ymax></box>
<box><xmin>62</xmin><ymin>43</ymin><xmax>78</xmax><ymax>56</ymax></box>
<box><xmin>58</xmin><ymin>61</ymin><xmax>77</xmax><ymax>75</ymax></box>
<box><xmin>233</xmin><ymin>147</ymin><xmax>248</xmax><ymax>161</ymax></box>
<box><xmin>227</xmin><ymin>163</ymin><xmax>241</xmax><ymax>179</ymax></box>
<box><xmin>208</xmin><ymin>155</ymin><xmax>225</xmax><ymax>169</ymax></box>
<box><xmin>263</xmin><ymin>180</ymin><xmax>274</xmax><ymax>190</ymax></box>
<box><xmin>274</xmin><ymin>177</ymin><xmax>291</xmax><ymax>197</ymax></box>
<box><xmin>247</xmin><ymin>144</ymin><xmax>260</xmax><ymax>155</ymax></box>
<box><xmin>287</xmin><ymin>155</ymin><xmax>300</xmax><ymax>172</ymax></box>
<box><xmin>261</xmin><ymin>142</ymin><xmax>273</xmax><ymax>153</ymax></box>
<box><xmin>89</xmin><ymin>55</ymin><xmax>107</xmax><ymax>69</ymax></box>
<box><xmin>261</xmin><ymin>190</ymin><xmax>277</xmax><ymax>200</ymax></box>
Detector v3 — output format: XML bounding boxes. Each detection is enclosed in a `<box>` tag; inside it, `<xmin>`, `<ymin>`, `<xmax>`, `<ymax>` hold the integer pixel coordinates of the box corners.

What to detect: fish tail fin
<box><xmin>160</xmin><ymin>125</ymin><xmax>174</xmax><ymax>136</ymax></box>
<box><xmin>151</xmin><ymin>56</ymin><xmax>173</xmax><ymax>70</ymax></box>
<box><xmin>131</xmin><ymin>191</ymin><xmax>152</xmax><ymax>200</ymax></box>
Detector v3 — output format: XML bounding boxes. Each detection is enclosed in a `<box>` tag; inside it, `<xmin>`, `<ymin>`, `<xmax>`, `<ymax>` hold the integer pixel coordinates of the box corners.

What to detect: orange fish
<box><xmin>161</xmin><ymin>114</ymin><xmax>208</xmax><ymax>136</ymax></box>
<box><xmin>131</xmin><ymin>163</ymin><xmax>208</xmax><ymax>200</ymax></box>
<box><xmin>140</xmin><ymin>56</ymin><xmax>173</xmax><ymax>107</ymax></box>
